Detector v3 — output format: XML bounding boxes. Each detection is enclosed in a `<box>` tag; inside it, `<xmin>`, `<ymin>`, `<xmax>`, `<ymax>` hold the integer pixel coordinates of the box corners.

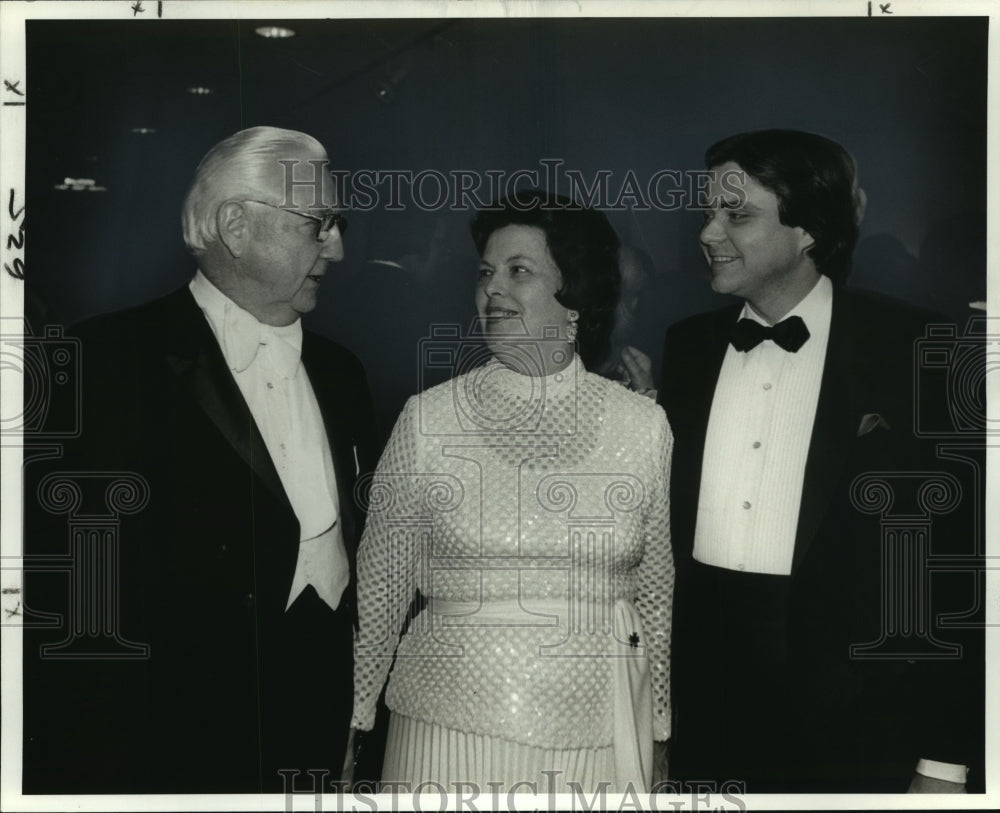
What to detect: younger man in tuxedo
<box><xmin>658</xmin><ymin>129</ymin><xmax>982</xmax><ymax>793</ymax></box>
<box><xmin>24</xmin><ymin>127</ymin><xmax>377</xmax><ymax>793</ymax></box>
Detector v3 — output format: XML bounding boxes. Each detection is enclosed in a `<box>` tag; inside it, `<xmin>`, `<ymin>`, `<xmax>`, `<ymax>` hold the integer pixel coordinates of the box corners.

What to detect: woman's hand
<box><xmin>341</xmin><ymin>727</ymin><xmax>360</xmax><ymax>786</ymax></box>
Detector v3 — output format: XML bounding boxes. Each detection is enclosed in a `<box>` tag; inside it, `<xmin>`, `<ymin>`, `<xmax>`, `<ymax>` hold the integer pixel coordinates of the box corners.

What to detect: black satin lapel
<box><xmin>163</xmin><ymin>292</ymin><xmax>289</xmax><ymax>509</ymax></box>
<box><xmin>792</xmin><ymin>293</ymin><xmax>855</xmax><ymax>573</ymax></box>
<box><xmin>301</xmin><ymin>337</ymin><xmax>358</xmax><ymax>550</ymax></box>
<box><xmin>666</xmin><ymin>309</ymin><xmax>735</xmax><ymax>560</ymax></box>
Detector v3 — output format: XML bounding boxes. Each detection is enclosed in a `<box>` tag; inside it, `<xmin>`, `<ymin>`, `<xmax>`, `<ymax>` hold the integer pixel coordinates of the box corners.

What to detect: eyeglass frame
<box><xmin>239</xmin><ymin>198</ymin><xmax>348</xmax><ymax>240</ymax></box>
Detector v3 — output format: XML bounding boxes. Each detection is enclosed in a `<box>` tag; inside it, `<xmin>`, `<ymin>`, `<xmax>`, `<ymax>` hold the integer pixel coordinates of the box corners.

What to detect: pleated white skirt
<box><xmin>381</xmin><ymin>712</ymin><xmax>616</xmax><ymax>793</ymax></box>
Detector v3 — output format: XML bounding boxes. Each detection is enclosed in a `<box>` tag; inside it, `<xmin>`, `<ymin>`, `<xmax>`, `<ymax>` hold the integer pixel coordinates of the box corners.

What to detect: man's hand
<box><xmin>907</xmin><ymin>773</ymin><xmax>966</xmax><ymax>793</ymax></box>
<box><xmin>620</xmin><ymin>346</ymin><xmax>656</xmax><ymax>398</ymax></box>
<box><xmin>652</xmin><ymin>740</ymin><xmax>669</xmax><ymax>786</ymax></box>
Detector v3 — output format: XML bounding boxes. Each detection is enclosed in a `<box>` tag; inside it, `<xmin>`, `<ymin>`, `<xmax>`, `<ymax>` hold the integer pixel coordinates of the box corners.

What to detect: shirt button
<box><xmin>743</xmin><ymin>500</ymin><xmax>752</xmax><ymax>509</ymax></box>
<box><xmin>267</xmin><ymin>382</ymin><xmax>274</xmax><ymax>389</ymax></box>
<box><xmin>737</xmin><ymin>563</ymin><xmax>746</xmax><ymax>571</ymax></box>
<box><xmin>763</xmin><ymin>382</ymin><xmax>773</xmax><ymax>391</ymax></box>
<box><xmin>753</xmin><ymin>441</ymin><xmax>761</xmax><ymax>449</ymax></box>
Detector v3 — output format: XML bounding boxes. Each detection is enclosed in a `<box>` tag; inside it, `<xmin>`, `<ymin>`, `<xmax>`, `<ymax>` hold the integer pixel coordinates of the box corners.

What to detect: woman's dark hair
<box><xmin>470</xmin><ymin>189</ymin><xmax>621</xmax><ymax>369</ymax></box>
<box><xmin>705</xmin><ymin>129</ymin><xmax>863</xmax><ymax>285</ymax></box>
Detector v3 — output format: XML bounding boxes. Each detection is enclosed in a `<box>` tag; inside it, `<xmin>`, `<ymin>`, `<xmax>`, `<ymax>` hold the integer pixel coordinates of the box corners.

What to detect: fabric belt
<box><xmin>428</xmin><ymin>597</ymin><xmax>652</xmax><ymax>792</ymax></box>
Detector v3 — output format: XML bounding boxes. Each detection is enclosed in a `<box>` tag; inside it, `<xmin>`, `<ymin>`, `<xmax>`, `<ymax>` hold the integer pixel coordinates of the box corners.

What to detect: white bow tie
<box><xmin>222</xmin><ymin>304</ymin><xmax>302</xmax><ymax>378</ymax></box>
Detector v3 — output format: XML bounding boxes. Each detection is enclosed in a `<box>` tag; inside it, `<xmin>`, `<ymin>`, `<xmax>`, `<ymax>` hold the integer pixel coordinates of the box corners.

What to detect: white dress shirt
<box><xmin>694</xmin><ymin>275</ymin><xmax>832</xmax><ymax>575</ymax></box>
<box><xmin>189</xmin><ymin>271</ymin><xmax>349</xmax><ymax>611</ymax></box>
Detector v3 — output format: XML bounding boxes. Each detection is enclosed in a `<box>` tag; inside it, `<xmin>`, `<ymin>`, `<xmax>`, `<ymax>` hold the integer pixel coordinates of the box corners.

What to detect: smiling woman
<box><xmin>471</xmin><ymin>190</ymin><xmax>622</xmax><ymax>373</ymax></box>
<box><xmin>475</xmin><ymin>223</ymin><xmax>573</xmax><ymax>375</ymax></box>
<box><xmin>351</xmin><ymin>190</ymin><xmax>675</xmax><ymax>794</ymax></box>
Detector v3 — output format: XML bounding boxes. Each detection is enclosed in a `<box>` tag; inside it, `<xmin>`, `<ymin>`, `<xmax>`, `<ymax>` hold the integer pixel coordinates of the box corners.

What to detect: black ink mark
<box><xmin>629</xmin><ymin>632</ymin><xmax>640</xmax><ymax>648</ymax></box>
<box><xmin>868</xmin><ymin>1</ymin><xmax>872</xmax><ymax>16</ymax></box>
<box><xmin>158</xmin><ymin>1</ymin><xmax>163</xmax><ymax>18</ymax></box>
<box><xmin>5</xmin><ymin>189</ymin><xmax>25</xmax><ymax>278</ymax></box>
<box><xmin>4</xmin><ymin>600</ymin><xmax>21</xmax><ymax>619</ymax></box>
<box><xmin>1</xmin><ymin>588</ymin><xmax>21</xmax><ymax>595</ymax></box>
<box><xmin>8</xmin><ymin>188</ymin><xmax>24</xmax><ymax>220</ymax></box>
<box><xmin>880</xmin><ymin>2</ymin><xmax>892</xmax><ymax>12</ymax></box>
<box><xmin>131</xmin><ymin>1</ymin><xmax>145</xmax><ymax>15</ymax></box>
<box><xmin>3</xmin><ymin>79</ymin><xmax>24</xmax><ymax>96</ymax></box>
<box><xmin>2</xmin><ymin>102</ymin><xmax>26</xmax><ymax>106</ymax></box>
<box><xmin>7</xmin><ymin>223</ymin><xmax>25</xmax><ymax>250</ymax></box>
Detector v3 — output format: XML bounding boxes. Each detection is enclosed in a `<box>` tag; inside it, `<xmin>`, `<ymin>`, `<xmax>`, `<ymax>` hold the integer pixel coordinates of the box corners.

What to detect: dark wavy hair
<box><xmin>705</xmin><ymin>129</ymin><xmax>863</xmax><ymax>285</ymax></box>
<box><xmin>470</xmin><ymin>189</ymin><xmax>621</xmax><ymax>369</ymax></box>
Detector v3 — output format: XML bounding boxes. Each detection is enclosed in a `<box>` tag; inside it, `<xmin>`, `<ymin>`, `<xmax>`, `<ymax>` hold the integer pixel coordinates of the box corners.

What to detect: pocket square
<box><xmin>857</xmin><ymin>412</ymin><xmax>891</xmax><ymax>437</ymax></box>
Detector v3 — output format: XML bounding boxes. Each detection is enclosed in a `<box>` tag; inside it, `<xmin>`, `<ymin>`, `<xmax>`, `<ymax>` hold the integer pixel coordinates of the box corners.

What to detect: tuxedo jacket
<box><xmin>658</xmin><ymin>286</ymin><xmax>983</xmax><ymax>791</ymax></box>
<box><xmin>24</xmin><ymin>287</ymin><xmax>379</xmax><ymax>793</ymax></box>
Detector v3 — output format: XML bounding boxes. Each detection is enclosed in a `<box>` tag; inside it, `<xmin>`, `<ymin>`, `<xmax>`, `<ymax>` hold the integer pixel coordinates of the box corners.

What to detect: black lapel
<box><xmin>301</xmin><ymin>334</ymin><xmax>359</xmax><ymax>553</ymax></box>
<box><xmin>663</xmin><ymin>305</ymin><xmax>739</xmax><ymax>560</ymax></box>
<box><xmin>160</xmin><ymin>288</ymin><xmax>290</xmax><ymax>509</ymax></box>
<box><xmin>791</xmin><ymin>287</ymin><xmax>856</xmax><ymax>573</ymax></box>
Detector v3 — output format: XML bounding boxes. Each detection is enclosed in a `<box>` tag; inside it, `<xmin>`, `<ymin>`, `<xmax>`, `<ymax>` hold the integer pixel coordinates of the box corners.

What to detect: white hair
<box><xmin>181</xmin><ymin>126</ymin><xmax>326</xmax><ymax>254</ymax></box>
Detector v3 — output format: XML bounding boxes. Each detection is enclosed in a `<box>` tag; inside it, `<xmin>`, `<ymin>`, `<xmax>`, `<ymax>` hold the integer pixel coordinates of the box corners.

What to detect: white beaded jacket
<box><xmin>352</xmin><ymin>356</ymin><xmax>674</xmax><ymax>748</ymax></box>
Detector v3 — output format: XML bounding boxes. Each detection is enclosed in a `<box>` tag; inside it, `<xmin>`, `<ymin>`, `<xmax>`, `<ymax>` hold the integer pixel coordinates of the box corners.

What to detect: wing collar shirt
<box><xmin>694</xmin><ymin>274</ymin><xmax>833</xmax><ymax>575</ymax></box>
<box><xmin>189</xmin><ymin>271</ymin><xmax>350</xmax><ymax>611</ymax></box>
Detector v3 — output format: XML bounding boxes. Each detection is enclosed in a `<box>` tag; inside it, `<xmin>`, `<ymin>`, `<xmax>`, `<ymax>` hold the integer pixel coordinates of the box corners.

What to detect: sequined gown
<box><xmin>352</xmin><ymin>357</ymin><xmax>673</xmax><ymax>792</ymax></box>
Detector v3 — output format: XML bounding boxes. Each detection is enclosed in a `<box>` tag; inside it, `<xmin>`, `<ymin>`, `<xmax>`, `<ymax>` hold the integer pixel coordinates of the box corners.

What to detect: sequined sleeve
<box><xmin>634</xmin><ymin>407</ymin><xmax>674</xmax><ymax>742</ymax></box>
<box><xmin>351</xmin><ymin>397</ymin><xmax>423</xmax><ymax>731</ymax></box>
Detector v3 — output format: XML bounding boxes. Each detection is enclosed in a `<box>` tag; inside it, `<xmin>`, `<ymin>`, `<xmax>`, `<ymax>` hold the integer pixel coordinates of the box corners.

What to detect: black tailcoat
<box><xmin>24</xmin><ymin>287</ymin><xmax>379</xmax><ymax>793</ymax></box>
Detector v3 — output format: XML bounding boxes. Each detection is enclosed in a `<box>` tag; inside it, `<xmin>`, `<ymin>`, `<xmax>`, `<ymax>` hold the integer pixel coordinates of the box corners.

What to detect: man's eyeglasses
<box><xmin>241</xmin><ymin>199</ymin><xmax>348</xmax><ymax>240</ymax></box>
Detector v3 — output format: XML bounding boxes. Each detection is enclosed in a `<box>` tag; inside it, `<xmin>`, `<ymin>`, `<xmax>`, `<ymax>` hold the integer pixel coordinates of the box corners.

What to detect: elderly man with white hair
<box><xmin>23</xmin><ymin>127</ymin><xmax>376</xmax><ymax>794</ymax></box>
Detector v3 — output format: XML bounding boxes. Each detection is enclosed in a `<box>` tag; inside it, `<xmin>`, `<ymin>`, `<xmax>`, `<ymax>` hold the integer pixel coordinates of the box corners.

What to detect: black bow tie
<box><xmin>730</xmin><ymin>315</ymin><xmax>810</xmax><ymax>353</ymax></box>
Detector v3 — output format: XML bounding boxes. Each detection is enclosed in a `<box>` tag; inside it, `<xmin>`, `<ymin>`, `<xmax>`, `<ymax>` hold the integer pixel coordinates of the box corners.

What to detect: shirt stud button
<box><xmin>743</xmin><ymin>500</ymin><xmax>751</xmax><ymax>509</ymax></box>
<box><xmin>763</xmin><ymin>382</ymin><xmax>773</xmax><ymax>391</ymax></box>
<box><xmin>753</xmin><ymin>441</ymin><xmax>761</xmax><ymax>449</ymax></box>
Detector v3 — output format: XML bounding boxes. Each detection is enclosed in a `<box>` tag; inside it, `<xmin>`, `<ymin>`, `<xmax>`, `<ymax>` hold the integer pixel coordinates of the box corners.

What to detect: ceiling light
<box><xmin>255</xmin><ymin>25</ymin><xmax>295</xmax><ymax>39</ymax></box>
<box><xmin>54</xmin><ymin>178</ymin><xmax>107</xmax><ymax>192</ymax></box>
<box><xmin>186</xmin><ymin>86</ymin><xmax>214</xmax><ymax>95</ymax></box>
<box><xmin>130</xmin><ymin>127</ymin><xmax>156</xmax><ymax>135</ymax></box>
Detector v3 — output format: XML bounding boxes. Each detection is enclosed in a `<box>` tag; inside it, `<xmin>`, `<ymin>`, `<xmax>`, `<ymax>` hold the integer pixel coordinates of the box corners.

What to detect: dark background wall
<box><xmin>25</xmin><ymin>16</ymin><xmax>988</xmax><ymax>435</ymax></box>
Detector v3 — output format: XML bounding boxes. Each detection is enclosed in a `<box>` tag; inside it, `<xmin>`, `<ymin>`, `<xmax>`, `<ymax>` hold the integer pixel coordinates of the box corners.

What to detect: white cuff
<box><xmin>915</xmin><ymin>759</ymin><xmax>968</xmax><ymax>784</ymax></box>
